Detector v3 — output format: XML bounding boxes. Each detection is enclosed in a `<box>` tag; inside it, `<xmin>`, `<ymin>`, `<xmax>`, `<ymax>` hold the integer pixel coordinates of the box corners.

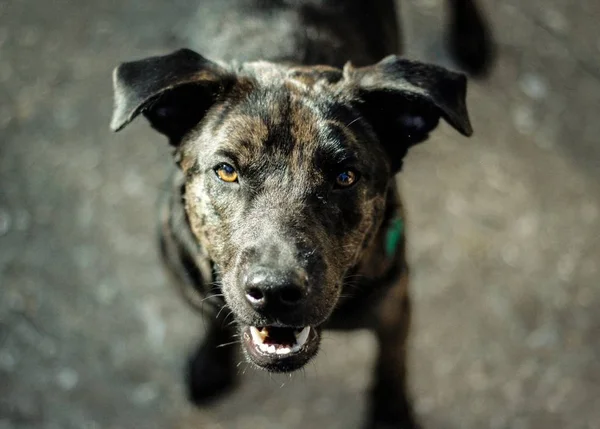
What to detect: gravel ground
<box><xmin>1</xmin><ymin>0</ymin><xmax>599</xmax><ymax>428</ymax></box>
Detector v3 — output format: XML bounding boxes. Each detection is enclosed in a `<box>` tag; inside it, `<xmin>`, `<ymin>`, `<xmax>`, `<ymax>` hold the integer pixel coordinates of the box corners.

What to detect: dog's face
<box><xmin>111</xmin><ymin>49</ymin><xmax>471</xmax><ymax>372</ymax></box>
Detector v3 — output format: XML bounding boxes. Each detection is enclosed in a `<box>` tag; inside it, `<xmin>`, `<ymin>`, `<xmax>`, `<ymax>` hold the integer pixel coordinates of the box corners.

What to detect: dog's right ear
<box><xmin>342</xmin><ymin>55</ymin><xmax>472</xmax><ymax>171</ymax></box>
<box><xmin>111</xmin><ymin>49</ymin><xmax>234</xmax><ymax>143</ymax></box>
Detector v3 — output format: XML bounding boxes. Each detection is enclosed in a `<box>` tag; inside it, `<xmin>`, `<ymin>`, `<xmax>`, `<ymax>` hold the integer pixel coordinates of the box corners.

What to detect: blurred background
<box><xmin>1</xmin><ymin>0</ymin><xmax>599</xmax><ymax>428</ymax></box>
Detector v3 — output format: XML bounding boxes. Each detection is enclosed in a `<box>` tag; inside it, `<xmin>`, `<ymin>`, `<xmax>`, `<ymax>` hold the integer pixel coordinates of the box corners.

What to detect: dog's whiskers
<box><xmin>221</xmin><ymin>309</ymin><xmax>236</xmax><ymax>327</ymax></box>
<box><xmin>215</xmin><ymin>303</ymin><xmax>228</xmax><ymax>320</ymax></box>
<box><xmin>216</xmin><ymin>340</ymin><xmax>241</xmax><ymax>348</ymax></box>
<box><xmin>343</xmin><ymin>273</ymin><xmax>367</xmax><ymax>280</ymax></box>
<box><xmin>342</xmin><ymin>280</ymin><xmax>363</xmax><ymax>290</ymax></box>
<box><xmin>345</xmin><ymin>115</ymin><xmax>363</xmax><ymax>128</ymax></box>
<box><xmin>198</xmin><ymin>293</ymin><xmax>224</xmax><ymax>304</ymax></box>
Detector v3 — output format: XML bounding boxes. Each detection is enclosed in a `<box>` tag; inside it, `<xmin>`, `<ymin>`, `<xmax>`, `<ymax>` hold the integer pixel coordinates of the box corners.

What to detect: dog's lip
<box><xmin>241</xmin><ymin>324</ymin><xmax>320</xmax><ymax>372</ymax></box>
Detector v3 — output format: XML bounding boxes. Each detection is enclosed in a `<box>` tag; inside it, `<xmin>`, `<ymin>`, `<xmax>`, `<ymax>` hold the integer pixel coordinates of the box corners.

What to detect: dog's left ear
<box><xmin>111</xmin><ymin>49</ymin><xmax>234</xmax><ymax>143</ymax></box>
<box><xmin>344</xmin><ymin>55</ymin><xmax>472</xmax><ymax>170</ymax></box>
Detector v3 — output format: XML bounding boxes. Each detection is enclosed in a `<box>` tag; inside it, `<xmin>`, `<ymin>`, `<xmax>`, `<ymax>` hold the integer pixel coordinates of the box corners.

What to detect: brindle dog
<box><xmin>110</xmin><ymin>0</ymin><xmax>492</xmax><ymax>427</ymax></box>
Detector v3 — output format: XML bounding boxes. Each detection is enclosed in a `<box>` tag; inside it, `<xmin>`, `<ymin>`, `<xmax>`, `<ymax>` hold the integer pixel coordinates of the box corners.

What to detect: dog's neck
<box><xmin>352</xmin><ymin>183</ymin><xmax>406</xmax><ymax>281</ymax></box>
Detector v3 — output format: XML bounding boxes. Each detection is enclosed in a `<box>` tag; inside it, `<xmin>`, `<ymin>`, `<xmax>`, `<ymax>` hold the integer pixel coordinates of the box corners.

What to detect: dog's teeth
<box><xmin>294</xmin><ymin>326</ymin><xmax>310</xmax><ymax>348</ymax></box>
<box><xmin>250</xmin><ymin>326</ymin><xmax>265</xmax><ymax>345</ymax></box>
<box><xmin>251</xmin><ymin>325</ymin><xmax>312</xmax><ymax>355</ymax></box>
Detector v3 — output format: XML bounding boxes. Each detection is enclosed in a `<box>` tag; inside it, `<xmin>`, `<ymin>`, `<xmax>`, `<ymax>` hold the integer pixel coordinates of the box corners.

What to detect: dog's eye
<box><xmin>215</xmin><ymin>163</ymin><xmax>238</xmax><ymax>183</ymax></box>
<box><xmin>335</xmin><ymin>170</ymin><xmax>359</xmax><ymax>188</ymax></box>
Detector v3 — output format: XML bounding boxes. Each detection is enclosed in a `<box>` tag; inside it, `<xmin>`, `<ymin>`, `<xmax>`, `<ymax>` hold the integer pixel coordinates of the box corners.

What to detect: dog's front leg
<box><xmin>186</xmin><ymin>312</ymin><xmax>237</xmax><ymax>405</ymax></box>
<box><xmin>367</xmin><ymin>274</ymin><xmax>420</xmax><ymax>429</ymax></box>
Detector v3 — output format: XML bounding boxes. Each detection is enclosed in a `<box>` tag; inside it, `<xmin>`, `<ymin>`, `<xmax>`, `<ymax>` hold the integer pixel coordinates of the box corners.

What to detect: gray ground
<box><xmin>1</xmin><ymin>0</ymin><xmax>599</xmax><ymax>428</ymax></box>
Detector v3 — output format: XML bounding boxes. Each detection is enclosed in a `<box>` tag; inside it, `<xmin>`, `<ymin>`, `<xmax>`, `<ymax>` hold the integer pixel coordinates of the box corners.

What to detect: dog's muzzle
<box><xmin>236</xmin><ymin>265</ymin><xmax>321</xmax><ymax>371</ymax></box>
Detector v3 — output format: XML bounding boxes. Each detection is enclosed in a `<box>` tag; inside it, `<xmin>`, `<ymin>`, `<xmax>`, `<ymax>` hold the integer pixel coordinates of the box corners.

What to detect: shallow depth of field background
<box><xmin>1</xmin><ymin>0</ymin><xmax>599</xmax><ymax>428</ymax></box>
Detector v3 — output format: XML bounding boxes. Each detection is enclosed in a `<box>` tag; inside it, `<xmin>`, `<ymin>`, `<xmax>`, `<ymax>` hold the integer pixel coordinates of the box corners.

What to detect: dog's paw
<box><xmin>186</xmin><ymin>343</ymin><xmax>236</xmax><ymax>405</ymax></box>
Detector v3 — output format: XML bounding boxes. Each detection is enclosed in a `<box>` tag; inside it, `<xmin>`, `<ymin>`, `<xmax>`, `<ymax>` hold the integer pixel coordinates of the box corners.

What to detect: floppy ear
<box><xmin>111</xmin><ymin>48</ymin><xmax>234</xmax><ymax>143</ymax></box>
<box><xmin>344</xmin><ymin>55</ymin><xmax>472</xmax><ymax>170</ymax></box>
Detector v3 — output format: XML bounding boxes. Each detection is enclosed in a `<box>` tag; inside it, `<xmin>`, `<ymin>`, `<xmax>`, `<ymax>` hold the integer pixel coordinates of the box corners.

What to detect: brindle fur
<box><xmin>111</xmin><ymin>0</ymin><xmax>492</xmax><ymax>427</ymax></box>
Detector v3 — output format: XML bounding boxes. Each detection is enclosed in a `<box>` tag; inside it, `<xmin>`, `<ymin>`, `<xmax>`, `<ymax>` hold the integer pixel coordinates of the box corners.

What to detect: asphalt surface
<box><xmin>1</xmin><ymin>0</ymin><xmax>599</xmax><ymax>428</ymax></box>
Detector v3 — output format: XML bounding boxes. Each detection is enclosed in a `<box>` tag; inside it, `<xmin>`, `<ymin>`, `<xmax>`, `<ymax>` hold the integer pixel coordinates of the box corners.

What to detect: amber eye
<box><xmin>335</xmin><ymin>170</ymin><xmax>358</xmax><ymax>188</ymax></box>
<box><xmin>215</xmin><ymin>163</ymin><xmax>238</xmax><ymax>183</ymax></box>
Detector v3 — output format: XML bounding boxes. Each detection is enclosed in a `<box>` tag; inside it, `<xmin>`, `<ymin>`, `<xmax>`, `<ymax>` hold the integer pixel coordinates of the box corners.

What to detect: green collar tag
<box><xmin>385</xmin><ymin>218</ymin><xmax>404</xmax><ymax>258</ymax></box>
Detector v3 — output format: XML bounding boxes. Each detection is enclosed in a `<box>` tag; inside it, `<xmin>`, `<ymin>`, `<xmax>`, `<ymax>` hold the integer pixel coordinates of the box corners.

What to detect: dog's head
<box><xmin>111</xmin><ymin>49</ymin><xmax>471</xmax><ymax>372</ymax></box>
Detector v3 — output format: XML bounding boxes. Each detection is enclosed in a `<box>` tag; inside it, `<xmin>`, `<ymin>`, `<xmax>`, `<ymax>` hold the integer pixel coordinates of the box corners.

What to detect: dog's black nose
<box><xmin>244</xmin><ymin>267</ymin><xmax>308</xmax><ymax>312</ymax></box>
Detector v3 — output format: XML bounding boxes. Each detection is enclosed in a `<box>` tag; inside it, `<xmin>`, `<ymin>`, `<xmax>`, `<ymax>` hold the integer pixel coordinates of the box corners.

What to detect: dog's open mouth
<box><xmin>250</xmin><ymin>326</ymin><xmax>310</xmax><ymax>355</ymax></box>
<box><xmin>241</xmin><ymin>325</ymin><xmax>320</xmax><ymax>372</ymax></box>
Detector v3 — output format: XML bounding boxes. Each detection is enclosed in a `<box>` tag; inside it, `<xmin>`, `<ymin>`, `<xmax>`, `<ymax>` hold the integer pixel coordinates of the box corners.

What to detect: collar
<box><xmin>385</xmin><ymin>217</ymin><xmax>404</xmax><ymax>258</ymax></box>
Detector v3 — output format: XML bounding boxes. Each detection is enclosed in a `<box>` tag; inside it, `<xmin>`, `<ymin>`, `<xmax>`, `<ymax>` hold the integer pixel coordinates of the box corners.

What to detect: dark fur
<box><xmin>111</xmin><ymin>0</ymin><xmax>492</xmax><ymax>427</ymax></box>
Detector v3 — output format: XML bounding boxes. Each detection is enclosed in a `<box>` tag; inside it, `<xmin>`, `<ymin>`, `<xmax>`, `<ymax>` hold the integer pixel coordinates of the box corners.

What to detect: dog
<box><xmin>110</xmin><ymin>0</ymin><xmax>493</xmax><ymax>427</ymax></box>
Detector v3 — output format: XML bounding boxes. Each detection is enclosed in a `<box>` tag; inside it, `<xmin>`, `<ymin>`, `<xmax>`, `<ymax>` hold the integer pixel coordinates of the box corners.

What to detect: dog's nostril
<box><xmin>246</xmin><ymin>287</ymin><xmax>265</xmax><ymax>304</ymax></box>
<box><xmin>278</xmin><ymin>286</ymin><xmax>305</xmax><ymax>305</ymax></box>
